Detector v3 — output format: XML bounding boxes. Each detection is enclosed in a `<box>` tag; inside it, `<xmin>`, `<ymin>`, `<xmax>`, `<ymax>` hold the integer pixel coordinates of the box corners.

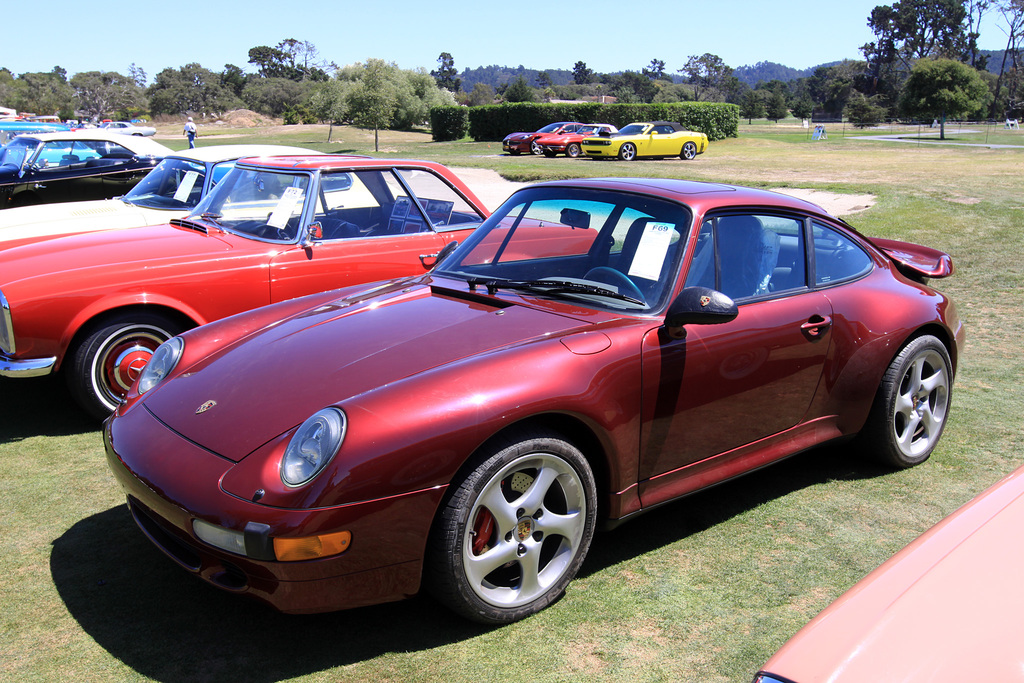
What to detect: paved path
<box><xmin>849</xmin><ymin>129</ymin><xmax>1024</xmax><ymax>149</ymax></box>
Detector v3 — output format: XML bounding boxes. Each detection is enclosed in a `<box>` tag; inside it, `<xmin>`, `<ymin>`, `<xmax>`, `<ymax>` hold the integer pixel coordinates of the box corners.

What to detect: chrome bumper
<box><xmin>0</xmin><ymin>354</ymin><xmax>57</xmax><ymax>378</ymax></box>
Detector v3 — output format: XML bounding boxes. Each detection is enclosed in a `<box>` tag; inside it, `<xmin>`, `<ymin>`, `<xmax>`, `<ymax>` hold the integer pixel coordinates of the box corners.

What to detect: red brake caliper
<box><xmin>471</xmin><ymin>508</ymin><xmax>495</xmax><ymax>555</ymax></box>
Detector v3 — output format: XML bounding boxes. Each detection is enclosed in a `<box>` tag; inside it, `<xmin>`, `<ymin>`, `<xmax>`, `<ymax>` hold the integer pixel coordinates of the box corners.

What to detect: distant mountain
<box><xmin>735</xmin><ymin>61</ymin><xmax>815</xmax><ymax>85</ymax></box>
<box><xmin>460</xmin><ymin>65</ymin><xmax>575</xmax><ymax>91</ymax></box>
<box><xmin>458</xmin><ymin>60</ymin><xmax>852</xmax><ymax>92</ymax></box>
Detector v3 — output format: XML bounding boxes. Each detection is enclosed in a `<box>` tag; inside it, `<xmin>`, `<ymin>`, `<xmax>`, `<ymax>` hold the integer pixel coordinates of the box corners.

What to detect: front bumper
<box><xmin>503</xmin><ymin>139</ymin><xmax>534</xmax><ymax>153</ymax></box>
<box><xmin>104</xmin><ymin>404</ymin><xmax>444</xmax><ymax>614</ymax></box>
<box><xmin>0</xmin><ymin>353</ymin><xmax>57</xmax><ymax>378</ymax></box>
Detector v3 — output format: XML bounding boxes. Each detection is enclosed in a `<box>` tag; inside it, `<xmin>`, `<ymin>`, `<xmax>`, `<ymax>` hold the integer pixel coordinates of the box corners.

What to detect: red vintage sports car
<box><xmin>502</xmin><ymin>122</ymin><xmax>588</xmax><ymax>155</ymax></box>
<box><xmin>0</xmin><ymin>156</ymin><xmax>488</xmax><ymax>419</ymax></box>
<box><xmin>105</xmin><ymin>178</ymin><xmax>962</xmax><ymax>624</ymax></box>
<box><xmin>537</xmin><ymin>123</ymin><xmax>618</xmax><ymax>157</ymax></box>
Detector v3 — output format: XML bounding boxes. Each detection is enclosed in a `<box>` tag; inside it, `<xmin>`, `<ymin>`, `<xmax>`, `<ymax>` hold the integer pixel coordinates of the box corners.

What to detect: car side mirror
<box><xmin>664</xmin><ymin>286</ymin><xmax>738</xmax><ymax>339</ymax></box>
<box><xmin>302</xmin><ymin>221</ymin><xmax>323</xmax><ymax>248</ymax></box>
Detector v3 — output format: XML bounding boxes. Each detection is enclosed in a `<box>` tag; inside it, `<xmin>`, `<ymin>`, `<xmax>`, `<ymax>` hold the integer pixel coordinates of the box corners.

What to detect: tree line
<box><xmin>1</xmin><ymin>1</ymin><xmax>1022</xmax><ymax>137</ymax></box>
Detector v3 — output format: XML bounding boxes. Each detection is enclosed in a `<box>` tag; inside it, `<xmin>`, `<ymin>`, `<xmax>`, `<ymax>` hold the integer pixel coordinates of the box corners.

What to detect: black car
<box><xmin>0</xmin><ymin>130</ymin><xmax>171</xmax><ymax>208</ymax></box>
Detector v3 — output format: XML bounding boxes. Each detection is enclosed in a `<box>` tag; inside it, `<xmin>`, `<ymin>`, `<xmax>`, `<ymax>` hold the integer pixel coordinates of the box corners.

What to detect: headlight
<box><xmin>280</xmin><ymin>408</ymin><xmax>346</xmax><ymax>487</ymax></box>
<box><xmin>137</xmin><ymin>336</ymin><xmax>183</xmax><ymax>395</ymax></box>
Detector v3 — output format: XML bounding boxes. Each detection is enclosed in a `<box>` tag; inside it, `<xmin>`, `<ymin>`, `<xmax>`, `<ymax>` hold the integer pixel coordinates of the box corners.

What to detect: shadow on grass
<box><xmin>583</xmin><ymin>443</ymin><xmax>890</xmax><ymax>577</ymax></box>
<box><xmin>0</xmin><ymin>375</ymin><xmax>95</xmax><ymax>442</ymax></box>
<box><xmin>51</xmin><ymin>443</ymin><xmax>888</xmax><ymax>681</ymax></box>
<box><xmin>51</xmin><ymin>506</ymin><xmax>490</xmax><ymax>682</ymax></box>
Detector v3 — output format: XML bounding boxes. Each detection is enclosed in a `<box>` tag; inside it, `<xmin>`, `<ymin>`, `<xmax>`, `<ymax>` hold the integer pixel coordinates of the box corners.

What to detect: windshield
<box><xmin>122</xmin><ymin>157</ymin><xmax>208</xmax><ymax>209</ymax></box>
<box><xmin>0</xmin><ymin>138</ymin><xmax>38</xmax><ymax>170</ymax></box>
<box><xmin>188</xmin><ymin>166</ymin><xmax>311</xmax><ymax>241</ymax></box>
<box><xmin>436</xmin><ymin>186</ymin><xmax>692</xmax><ymax>312</ymax></box>
<box><xmin>616</xmin><ymin>124</ymin><xmax>648</xmax><ymax>136</ymax></box>
<box><xmin>537</xmin><ymin>122</ymin><xmax>566</xmax><ymax>133</ymax></box>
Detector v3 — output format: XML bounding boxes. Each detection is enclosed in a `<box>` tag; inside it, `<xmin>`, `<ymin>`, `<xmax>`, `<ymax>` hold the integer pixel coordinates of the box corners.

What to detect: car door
<box><xmin>637</xmin><ymin>212</ymin><xmax>834</xmax><ymax>505</ymax></box>
<box><xmin>269</xmin><ymin>167</ymin><xmax>484</xmax><ymax>301</ymax></box>
<box><xmin>648</xmin><ymin>125</ymin><xmax>676</xmax><ymax>155</ymax></box>
<box><xmin>27</xmin><ymin>139</ymin><xmax>106</xmax><ymax>203</ymax></box>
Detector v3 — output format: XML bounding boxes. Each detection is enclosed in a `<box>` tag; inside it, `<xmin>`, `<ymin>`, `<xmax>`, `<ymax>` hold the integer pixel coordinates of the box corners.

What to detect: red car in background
<box><xmin>0</xmin><ymin>156</ymin><xmax>488</xmax><ymax>418</ymax></box>
<box><xmin>105</xmin><ymin>178</ymin><xmax>961</xmax><ymax>625</ymax></box>
<box><xmin>538</xmin><ymin>123</ymin><xmax>618</xmax><ymax>157</ymax></box>
<box><xmin>502</xmin><ymin>122</ymin><xmax>587</xmax><ymax>155</ymax></box>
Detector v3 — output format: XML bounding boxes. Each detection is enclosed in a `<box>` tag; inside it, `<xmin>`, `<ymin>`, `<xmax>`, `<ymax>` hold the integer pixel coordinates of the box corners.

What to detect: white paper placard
<box><xmin>628</xmin><ymin>222</ymin><xmax>674</xmax><ymax>281</ymax></box>
<box><xmin>172</xmin><ymin>170</ymin><xmax>200</xmax><ymax>203</ymax></box>
<box><xmin>267</xmin><ymin>186</ymin><xmax>304</xmax><ymax>228</ymax></box>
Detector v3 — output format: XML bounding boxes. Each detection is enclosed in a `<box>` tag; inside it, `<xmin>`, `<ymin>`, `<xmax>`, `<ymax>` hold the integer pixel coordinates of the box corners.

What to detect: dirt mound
<box><xmin>216</xmin><ymin>109</ymin><xmax>278</xmax><ymax>127</ymax></box>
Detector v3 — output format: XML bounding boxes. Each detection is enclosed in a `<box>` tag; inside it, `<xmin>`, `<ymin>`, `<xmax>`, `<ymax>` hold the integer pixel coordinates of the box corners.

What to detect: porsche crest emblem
<box><xmin>516</xmin><ymin>518</ymin><xmax>534</xmax><ymax>542</ymax></box>
<box><xmin>195</xmin><ymin>400</ymin><xmax>217</xmax><ymax>414</ymax></box>
<box><xmin>700</xmin><ymin>295</ymin><xmax>711</xmax><ymax>307</ymax></box>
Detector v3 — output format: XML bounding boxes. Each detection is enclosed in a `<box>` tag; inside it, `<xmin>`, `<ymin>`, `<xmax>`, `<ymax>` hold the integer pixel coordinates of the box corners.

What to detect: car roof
<box><xmin>235</xmin><ymin>155</ymin><xmax>454</xmax><ymax>173</ymax></box>
<box><xmin>530</xmin><ymin>177</ymin><xmax>831</xmax><ymax>216</ymax></box>
<box><xmin>10</xmin><ymin>129</ymin><xmax>172</xmax><ymax>156</ymax></box>
<box><xmin>168</xmin><ymin>145</ymin><xmax>323</xmax><ymax>163</ymax></box>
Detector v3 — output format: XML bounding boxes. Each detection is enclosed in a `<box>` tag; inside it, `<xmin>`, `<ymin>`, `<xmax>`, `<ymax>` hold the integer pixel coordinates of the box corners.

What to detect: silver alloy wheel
<box><xmin>891</xmin><ymin>347</ymin><xmax>950</xmax><ymax>459</ymax></box>
<box><xmin>462</xmin><ymin>452</ymin><xmax>588</xmax><ymax>609</ymax></box>
<box><xmin>619</xmin><ymin>142</ymin><xmax>637</xmax><ymax>161</ymax></box>
<box><xmin>566</xmin><ymin>142</ymin><xmax>581</xmax><ymax>158</ymax></box>
<box><xmin>681</xmin><ymin>141</ymin><xmax>697</xmax><ymax>160</ymax></box>
<box><xmin>531</xmin><ymin>140</ymin><xmax>543</xmax><ymax>155</ymax></box>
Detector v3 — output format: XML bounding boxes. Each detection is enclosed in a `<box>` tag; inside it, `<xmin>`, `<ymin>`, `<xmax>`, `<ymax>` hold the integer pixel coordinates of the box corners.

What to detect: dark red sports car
<box><xmin>106</xmin><ymin>178</ymin><xmax>963</xmax><ymax>624</ymax></box>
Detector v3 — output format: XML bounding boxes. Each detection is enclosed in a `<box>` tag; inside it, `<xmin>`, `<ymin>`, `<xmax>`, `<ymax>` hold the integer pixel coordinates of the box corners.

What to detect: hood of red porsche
<box><xmin>143</xmin><ymin>282</ymin><xmax>591</xmax><ymax>460</ymax></box>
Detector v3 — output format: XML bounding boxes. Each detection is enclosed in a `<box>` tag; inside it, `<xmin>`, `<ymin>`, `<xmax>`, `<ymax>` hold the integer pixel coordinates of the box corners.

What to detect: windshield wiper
<box><xmin>466</xmin><ymin>277</ymin><xmax>644</xmax><ymax>305</ymax></box>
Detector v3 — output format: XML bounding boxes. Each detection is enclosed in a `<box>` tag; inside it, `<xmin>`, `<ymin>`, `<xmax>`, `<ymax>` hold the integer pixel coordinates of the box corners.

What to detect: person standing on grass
<box><xmin>184</xmin><ymin>117</ymin><xmax>197</xmax><ymax>148</ymax></box>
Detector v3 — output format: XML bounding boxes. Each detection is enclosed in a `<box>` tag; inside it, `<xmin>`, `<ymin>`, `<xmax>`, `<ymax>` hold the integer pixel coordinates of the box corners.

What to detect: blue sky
<box><xmin>3</xmin><ymin>0</ymin><xmax>1012</xmax><ymax>83</ymax></box>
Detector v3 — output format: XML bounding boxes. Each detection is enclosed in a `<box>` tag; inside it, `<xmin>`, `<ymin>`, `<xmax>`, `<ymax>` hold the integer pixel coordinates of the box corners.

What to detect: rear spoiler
<box><xmin>872</xmin><ymin>238</ymin><xmax>954</xmax><ymax>281</ymax></box>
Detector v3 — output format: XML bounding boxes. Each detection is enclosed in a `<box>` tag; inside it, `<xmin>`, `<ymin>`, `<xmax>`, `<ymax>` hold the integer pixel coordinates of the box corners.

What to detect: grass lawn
<box><xmin>2</xmin><ymin>122</ymin><xmax>1022</xmax><ymax>682</ymax></box>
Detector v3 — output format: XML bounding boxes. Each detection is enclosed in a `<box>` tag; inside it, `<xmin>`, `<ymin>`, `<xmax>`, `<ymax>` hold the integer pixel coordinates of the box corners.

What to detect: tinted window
<box><xmin>813</xmin><ymin>222</ymin><xmax>872</xmax><ymax>285</ymax></box>
<box><xmin>684</xmin><ymin>214</ymin><xmax>807</xmax><ymax>300</ymax></box>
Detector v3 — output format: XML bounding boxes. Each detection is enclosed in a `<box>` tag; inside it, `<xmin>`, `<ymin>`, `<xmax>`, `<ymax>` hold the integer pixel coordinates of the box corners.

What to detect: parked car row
<box><xmin>2</xmin><ymin>135</ymin><xmax>987</xmax><ymax>680</ymax></box>
<box><xmin>503</xmin><ymin>120</ymin><xmax>708</xmax><ymax>161</ymax></box>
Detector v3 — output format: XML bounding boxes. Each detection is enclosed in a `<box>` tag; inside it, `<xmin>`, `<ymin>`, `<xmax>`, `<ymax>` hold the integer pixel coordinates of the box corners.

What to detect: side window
<box><xmin>37</xmin><ymin>140</ymin><xmax>74</xmax><ymax>168</ymax></box>
<box><xmin>684</xmin><ymin>214</ymin><xmax>806</xmax><ymax>300</ymax></box>
<box><xmin>395</xmin><ymin>168</ymin><xmax>485</xmax><ymax>230</ymax></box>
<box><xmin>813</xmin><ymin>222</ymin><xmax>872</xmax><ymax>285</ymax></box>
<box><xmin>209</xmin><ymin>160</ymin><xmax>236</xmax><ymax>188</ymax></box>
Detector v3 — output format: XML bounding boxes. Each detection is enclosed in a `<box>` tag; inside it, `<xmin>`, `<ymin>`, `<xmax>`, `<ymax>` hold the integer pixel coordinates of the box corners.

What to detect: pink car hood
<box><xmin>143</xmin><ymin>283</ymin><xmax>589</xmax><ymax>461</ymax></box>
<box><xmin>760</xmin><ymin>465</ymin><xmax>1024</xmax><ymax>682</ymax></box>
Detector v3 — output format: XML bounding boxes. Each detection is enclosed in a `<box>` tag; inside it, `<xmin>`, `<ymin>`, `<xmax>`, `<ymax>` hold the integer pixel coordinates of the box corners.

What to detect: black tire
<box><xmin>66</xmin><ymin>311</ymin><xmax>184</xmax><ymax>420</ymax></box>
<box><xmin>427</xmin><ymin>428</ymin><xmax>597</xmax><ymax>624</ymax></box>
<box><xmin>566</xmin><ymin>142</ymin><xmax>582</xmax><ymax>158</ymax></box>
<box><xmin>543</xmin><ymin>150</ymin><xmax>557</xmax><ymax>158</ymax></box>
<box><xmin>507</xmin><ymin>150</ymin><xmax>521</xmax><ymax>156</ymax></box>
<box><xmin>859</xmin><ymin>335</ymin><xmax>952</xmax><ymax>468</ymax></box>
<box><xmin>618</xmin><ymin>142</ymin><xmax>637</xmax><ymax>161</ymax></box>
<box><xmin>681</xmin><ymin>141</ymin><xmax>698</xmax><ymax>160</ymax></box>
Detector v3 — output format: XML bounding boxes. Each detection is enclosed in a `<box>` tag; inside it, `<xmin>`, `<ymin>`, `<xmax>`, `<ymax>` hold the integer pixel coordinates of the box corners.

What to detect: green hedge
<box><xmin>429</xmin><ymin>106</ymin><xmax>470</xmax><ymax>141</ymax></box>
<box><xmin>430</xmin><ymin>102</ymin><xmax>739</xmax><ymax>142</ymax></box>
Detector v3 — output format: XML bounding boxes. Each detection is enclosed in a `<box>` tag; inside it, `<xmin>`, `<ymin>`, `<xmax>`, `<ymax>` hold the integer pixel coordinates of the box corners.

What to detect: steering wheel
<box><xmin>583</xmin><ymin>267</ymin><xmax>645</xmax><ymax>301</ymax></box>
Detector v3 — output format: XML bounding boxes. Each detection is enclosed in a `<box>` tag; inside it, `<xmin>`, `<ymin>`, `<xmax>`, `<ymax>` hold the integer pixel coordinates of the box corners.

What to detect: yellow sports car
<box><xmin>581</xmin><ymin>121</ymin><xmax>708</xmax><ymax>161</ymax></box>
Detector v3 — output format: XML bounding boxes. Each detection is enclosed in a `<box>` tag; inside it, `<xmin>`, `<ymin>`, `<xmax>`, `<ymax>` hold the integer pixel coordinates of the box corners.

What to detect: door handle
<box><xmin>801</xmin><ymin>315</ymin><xmax>832</xmax><ymax>338</ymax></box>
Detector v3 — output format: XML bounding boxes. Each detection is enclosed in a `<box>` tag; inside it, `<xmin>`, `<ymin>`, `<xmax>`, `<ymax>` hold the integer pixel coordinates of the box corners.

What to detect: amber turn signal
<box><xmin>273</xmin><ymin>530</ymin><xmax>352</xmax><ymax>561</ymax></box>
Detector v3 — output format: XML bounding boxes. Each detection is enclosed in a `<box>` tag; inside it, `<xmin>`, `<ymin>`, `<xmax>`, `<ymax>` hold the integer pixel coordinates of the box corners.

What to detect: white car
<box><xmin>99</xmin><ymin>121</ymin><xmax>157</xmax><ymax>137</ymax></box>
<box><xmin>0</xmin><ymin>145</ymin><xmax>321</xmax><ymax>249</ymax></box>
